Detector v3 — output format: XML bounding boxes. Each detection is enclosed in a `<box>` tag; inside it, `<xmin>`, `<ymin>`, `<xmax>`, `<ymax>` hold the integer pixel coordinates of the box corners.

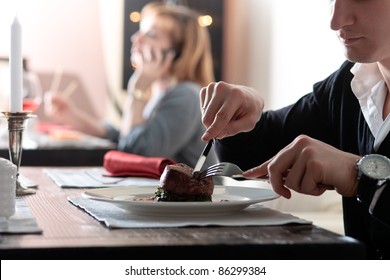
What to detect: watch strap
<box><xmin>356</xmin><ymin>173</ymin><xmax>378</xmax><ymax>205</ymax></box>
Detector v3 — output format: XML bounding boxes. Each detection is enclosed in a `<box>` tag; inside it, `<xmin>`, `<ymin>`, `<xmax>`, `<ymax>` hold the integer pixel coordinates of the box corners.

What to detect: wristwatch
<box><xmin>357</xmin><ymin>154</ymin><xmax>390</xmax><ymax>180</ymax></box>
<box><xmin>356</xmin><ymin>154</ymin><xmax>390</xmax><ymax>204</ymax></box>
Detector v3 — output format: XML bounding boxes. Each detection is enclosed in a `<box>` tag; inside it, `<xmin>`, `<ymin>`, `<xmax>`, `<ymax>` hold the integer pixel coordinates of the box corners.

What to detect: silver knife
<box><xmin>193</xmin><ymin>139</ymin><xmax>214</xmax><ymax>174</ymax></box>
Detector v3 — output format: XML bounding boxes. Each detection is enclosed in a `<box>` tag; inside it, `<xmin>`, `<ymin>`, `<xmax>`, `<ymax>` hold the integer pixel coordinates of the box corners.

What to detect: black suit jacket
<box><xmin>216</xmin><ymin>61</ymin><xmax>390</xmax><ymax>259</ymax></box>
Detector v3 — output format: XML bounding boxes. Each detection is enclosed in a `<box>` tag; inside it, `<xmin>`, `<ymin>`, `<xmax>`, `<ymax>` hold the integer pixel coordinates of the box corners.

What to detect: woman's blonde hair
<box><xmin>141</xmin><ymin>2</ymin><xmax>215</xmax><ymax>87</ymax></box>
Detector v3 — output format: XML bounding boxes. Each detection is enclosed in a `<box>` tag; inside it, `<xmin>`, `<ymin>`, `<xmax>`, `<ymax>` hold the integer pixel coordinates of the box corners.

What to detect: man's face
<box><xmin>330</xmin><ymin>0</ymin><xmax>390</xmax><ymax>65</ymax></box>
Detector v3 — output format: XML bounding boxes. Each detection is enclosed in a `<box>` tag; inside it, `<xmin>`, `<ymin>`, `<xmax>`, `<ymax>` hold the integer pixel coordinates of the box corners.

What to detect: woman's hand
<box><xmin>243</xmin><ymin>135</ymin><xmax>361</xmax><ymax>198</ymax></box>
<box><xmin>129</xmin><ymin>46</ymin><xmax>176</xmax><ymax>92</ymax></box>
<box><xmin>200</xmin><ymin>82</ymin><xmax>264</xmax><ymax>141</ymax></box>
<box><xmin>44</xmin><ymin>90</ymin><xmax>106</xmax><ymax>137</ymax></box>
<box><xmin>44</xmin><ymin>90</ymin><xmax>76</xmax><ymax>124</ymax></box>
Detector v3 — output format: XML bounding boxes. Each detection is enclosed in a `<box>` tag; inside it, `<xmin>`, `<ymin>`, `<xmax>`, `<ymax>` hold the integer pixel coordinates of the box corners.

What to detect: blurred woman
<box><xmin>46</xmin><ymin>2</ymin><xmax>217</xmax><ymax>167</ymax></box>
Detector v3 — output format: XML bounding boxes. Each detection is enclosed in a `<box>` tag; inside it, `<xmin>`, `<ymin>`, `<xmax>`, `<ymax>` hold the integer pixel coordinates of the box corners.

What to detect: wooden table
<box><xmin>0</xmin><ymin>167</ymin><xmax>366</xmax><ymax>260</ymax></box>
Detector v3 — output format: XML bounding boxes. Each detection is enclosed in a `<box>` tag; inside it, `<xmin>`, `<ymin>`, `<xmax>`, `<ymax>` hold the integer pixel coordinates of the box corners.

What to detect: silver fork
<box><xmin>196</xmin><ymin>162</ymin><xmax>269</xmax><ymax>181</ymax></box>
<box><xmin>196</xmin><ymin>162</ymin><xmax>335</xmax><ymax>189</ymax></box>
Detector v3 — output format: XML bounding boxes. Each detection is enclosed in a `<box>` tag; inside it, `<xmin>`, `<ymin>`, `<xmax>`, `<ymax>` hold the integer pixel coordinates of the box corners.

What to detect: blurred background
<box><xmin>0</xmin><ymin>0</ymin><xmax>345</xmax><ymax>126</ymax></box>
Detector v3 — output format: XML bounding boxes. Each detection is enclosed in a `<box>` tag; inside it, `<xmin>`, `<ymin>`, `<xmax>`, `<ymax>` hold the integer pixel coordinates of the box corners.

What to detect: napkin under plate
<box><xmin>0</xmin><ymin>198</ymin><xmax>42</xmax><ymax>234</ymax></box>
<box><xmin>68</xmin><ymin>196</ymin><xmax>312</xmax><ymax>229</ymax></box>
<box><xmin>44</xmin><ymin>167</ymin><xmax>159</xmax><ymax>188</ymax></box>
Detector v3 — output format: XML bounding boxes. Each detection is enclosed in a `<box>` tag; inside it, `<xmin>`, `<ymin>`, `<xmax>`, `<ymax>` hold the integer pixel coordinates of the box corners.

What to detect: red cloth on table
<box><xmin>103</xmin><ymin>150</ymin><xmax>176</xmax><ymax>179</ymax></box>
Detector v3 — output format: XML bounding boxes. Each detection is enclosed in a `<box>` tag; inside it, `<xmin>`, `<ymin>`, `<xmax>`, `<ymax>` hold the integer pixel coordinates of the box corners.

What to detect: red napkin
<box><xmin>103</xmin><ymin>150</ymin><xmax>176</xmax><ymax>179</ymax></box>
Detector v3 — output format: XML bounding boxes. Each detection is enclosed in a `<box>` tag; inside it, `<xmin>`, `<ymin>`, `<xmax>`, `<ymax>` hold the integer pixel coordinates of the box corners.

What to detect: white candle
<box><xmin>9</xmin><ymin>15</ymin><xmax>23</xmax><ymax>112</ymax></box>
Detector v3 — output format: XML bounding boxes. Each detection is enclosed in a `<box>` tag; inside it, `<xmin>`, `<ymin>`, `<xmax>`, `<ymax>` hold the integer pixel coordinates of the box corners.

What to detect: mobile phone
<box><xmin>162</xmin><ymin>49</ymin><xmax>180</xmax><ymax>61</ymax></box>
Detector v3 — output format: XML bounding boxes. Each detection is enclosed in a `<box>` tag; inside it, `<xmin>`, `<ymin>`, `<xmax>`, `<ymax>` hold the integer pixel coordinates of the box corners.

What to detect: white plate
<box><xmin>82</xmin><ymin>184</ymin><xmax>279</xmax><ymax>216</ymax></box>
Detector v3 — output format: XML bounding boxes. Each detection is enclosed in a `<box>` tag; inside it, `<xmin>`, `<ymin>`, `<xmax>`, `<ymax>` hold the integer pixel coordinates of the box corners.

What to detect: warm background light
<box><xmin>129</xmin><ymin>11</ymin><xmax>141</xmax><ymax>23</ymax></box>
<box><xmin>198</xmin><ymin>15</ymin><xmax>212</xmax><ymax>27</ymax></box>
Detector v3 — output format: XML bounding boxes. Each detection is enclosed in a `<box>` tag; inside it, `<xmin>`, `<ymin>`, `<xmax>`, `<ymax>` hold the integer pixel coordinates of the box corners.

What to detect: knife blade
<box><xmin>193</xmin><ymin>139</ymin><xmax>214</xmax><ymax>174</ymax></box>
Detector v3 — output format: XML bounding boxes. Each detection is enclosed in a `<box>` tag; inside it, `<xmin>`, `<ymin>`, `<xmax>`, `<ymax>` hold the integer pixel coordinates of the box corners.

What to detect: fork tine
<box><xmin>197</xmin><ymin>163</ymin><xmax>222</xmax><ymax>175</ymax></box>
<box><xmin>196</xmin><ymin>168</ymin><xmax>219</xmax><ymax>179</ymax></box>
<box><xmin>195</xmin><ymin>163</ymin><xmax>228</xmax><ymax>179</ymax></box>
<box><xmin>206</xmin><ymin>162</ymin><xmax>226</xmax><ymax>170</ymax></box>
<box><xmin>196</xmin><ymin>171</ymin><xmax>216</xmax><ymax>180</ymax></box>
<box><xmin>201</xmin><ymin>163</ymin><xmax>226</xmax><ymax>174</ymax></box>
<box><xmin>202</xmin><ymin>170</ymin><xmax>221</xmax><ymax>178</ymax></box>
<box><xmin>201</xmin><ymin>166</ymin><xmax>221</xmax><ymax>173</ymax></box>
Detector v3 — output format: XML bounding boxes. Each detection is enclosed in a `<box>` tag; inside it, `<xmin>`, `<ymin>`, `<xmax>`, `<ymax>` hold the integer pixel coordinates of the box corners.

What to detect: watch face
<box><xmin>360</xmin><ymin>154</ymin><xmax>390</xmax><ymax>180</ymax></box>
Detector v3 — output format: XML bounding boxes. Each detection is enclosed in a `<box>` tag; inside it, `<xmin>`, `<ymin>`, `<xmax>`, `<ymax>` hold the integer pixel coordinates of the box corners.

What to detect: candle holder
<box><xmin>1</xmin><ymin>111</ymin><xmax>36</xmax><ymax>195</ymax></box>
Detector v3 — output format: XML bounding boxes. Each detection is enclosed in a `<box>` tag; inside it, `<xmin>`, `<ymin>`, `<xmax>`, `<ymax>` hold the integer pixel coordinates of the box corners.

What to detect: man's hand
<box><xmin>243</xmin><ymin>135</ymin><xmax>361</xmax><ymax>198</ymax></box>
<box><xmin>200</xmin><ymin>81</ymin><xmax>264</xmax><ymax>141</ymax></box>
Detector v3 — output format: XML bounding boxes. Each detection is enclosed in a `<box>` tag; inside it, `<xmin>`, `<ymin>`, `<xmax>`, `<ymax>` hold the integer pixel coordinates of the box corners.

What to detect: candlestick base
<box><xmin>1</xmin><ymin>111</ymin><xmax>37</xmax><ymax>196</ymax></box>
